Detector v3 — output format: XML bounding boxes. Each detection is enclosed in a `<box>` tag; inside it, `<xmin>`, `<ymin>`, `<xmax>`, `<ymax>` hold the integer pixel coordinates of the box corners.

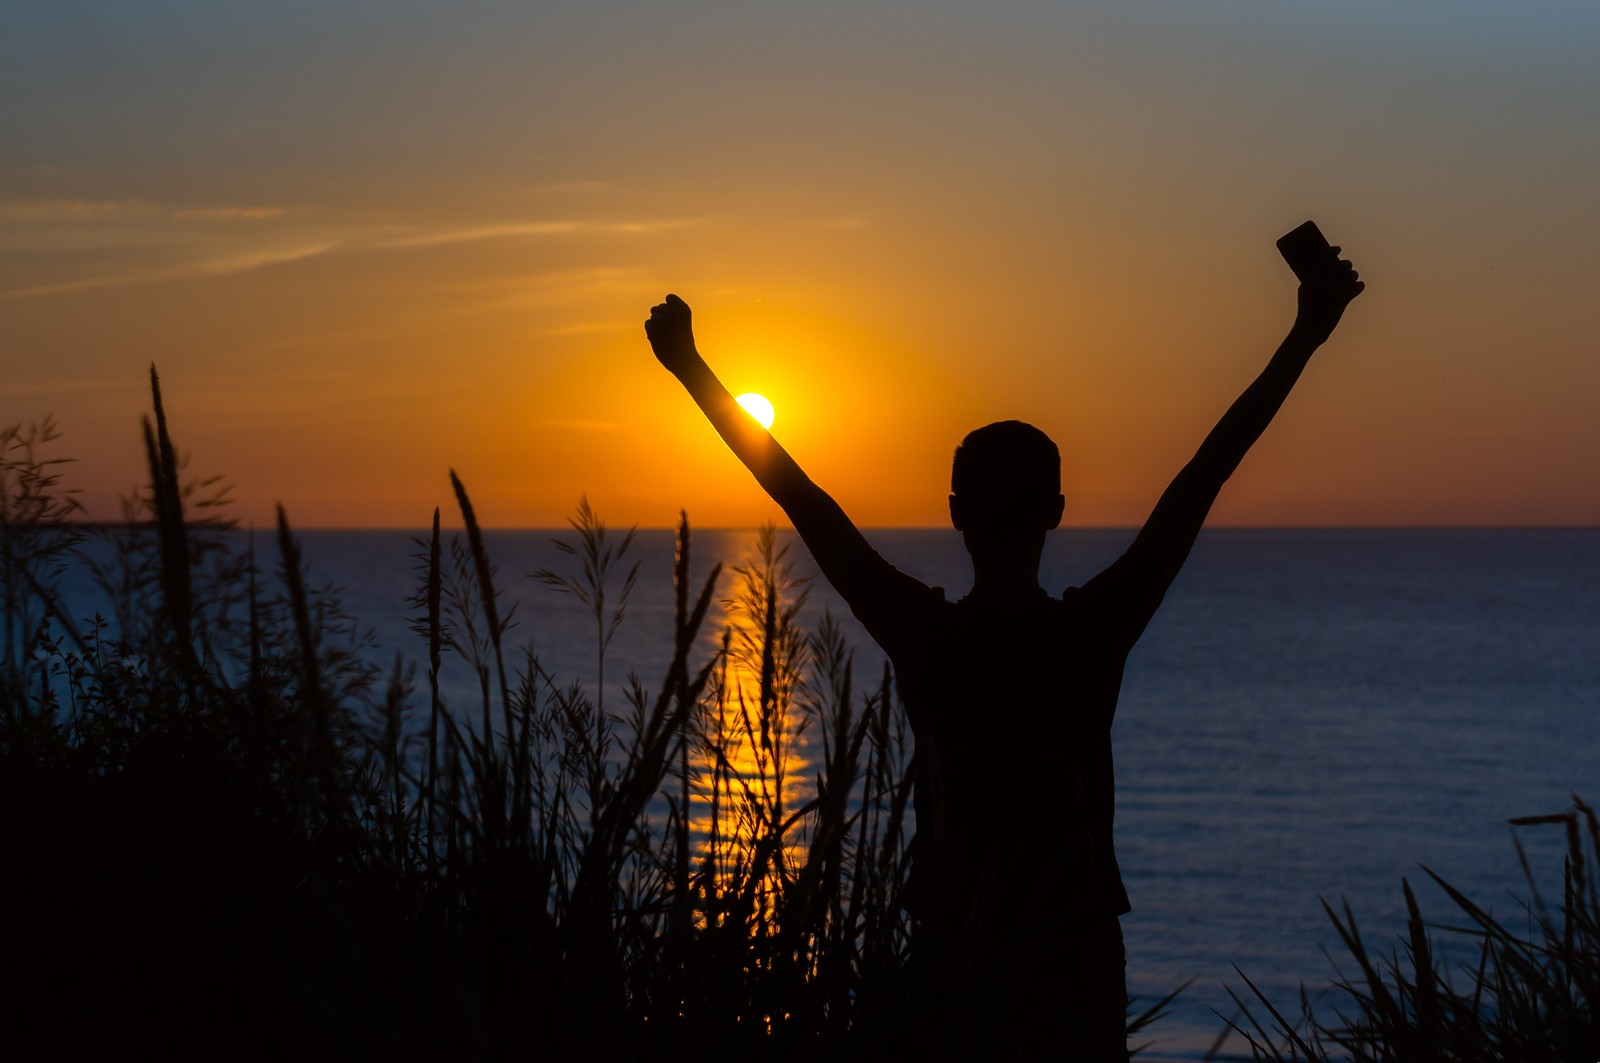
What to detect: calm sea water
<box><xmin>66</xmin><ymin>527</ymin><xmax>1600</xmax><ymax>1058</ymax></box>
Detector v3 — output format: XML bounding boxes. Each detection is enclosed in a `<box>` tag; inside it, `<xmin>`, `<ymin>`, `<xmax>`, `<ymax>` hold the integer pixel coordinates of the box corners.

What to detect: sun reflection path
<box><xmin>687</xmin><ymin>529</ymin><xmax>813</xmax><ymax>913</ymax></box>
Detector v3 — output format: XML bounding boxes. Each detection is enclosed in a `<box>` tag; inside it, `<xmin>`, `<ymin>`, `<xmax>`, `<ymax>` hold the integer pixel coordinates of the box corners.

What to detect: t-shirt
<box><xmin>837</xmin><ymin>541</ymin><xmax>1169</xmax><ymax>939</ymax></box>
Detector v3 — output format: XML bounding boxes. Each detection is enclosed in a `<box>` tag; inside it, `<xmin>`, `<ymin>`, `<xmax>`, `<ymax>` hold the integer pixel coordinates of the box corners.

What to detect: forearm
<box><xmin>1186</xmin><ymin>325</ymin><xmax>1322</xmax><ymax>487</ymax></box>
<box><xmin>672</xmin><ymin>354</ymin><xmax>815</xmax><ymax>508</ymax></box>
<box><xmin>669</xmin><ymin>351</ymin><xmax>871</xmax><ymax>583</ymax></box>
<box><xmin>1136</xmin><ymin>326</ymin><xmax>1324</xmax><ymax>576</ymax></box>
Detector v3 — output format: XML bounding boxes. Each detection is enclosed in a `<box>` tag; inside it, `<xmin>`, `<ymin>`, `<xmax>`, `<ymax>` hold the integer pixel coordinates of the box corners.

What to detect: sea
<box><xmin>63</xmin><ymin>526</ymin><xmax>1600</xmax><ymax>1058</ymax></box>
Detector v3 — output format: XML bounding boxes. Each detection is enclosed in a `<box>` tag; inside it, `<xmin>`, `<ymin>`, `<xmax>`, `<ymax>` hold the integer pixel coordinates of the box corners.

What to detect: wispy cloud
<box><xmin>1</xmin><ymin>201</ymin><xmax>707</xmax><ymax>300</ymax></box>
<box><xmin>376</xmin><ymin>216</ymin><xmax>704</xmax><ymax>250</ymax></box>
<box><xmin>378</xmin><ymin>221</ymin><xmax>580</xmax><ymax>249</ymax></box>
<box><xmin>0</xmin><ymin>198</ymin><xmax>285</xmax><ymax>222</ymax></box>
<box><xmin>443</xmin><ymin>266</ymin><xmax>652</xmax><ymax>316</ymax></box>
<box><xmin>3</xmin><ymin>242</ymin><xmax>339</xmax><ymax>299</ymax></box>
<box><xmin>173</xmin><ymin>206</ymin><xmax>286</xmax><ymax>221</ymax></box>
<box><xmin>0</xmin><ymin>199</ymin><xmax>131</xmax><ymax>220</ymax></box>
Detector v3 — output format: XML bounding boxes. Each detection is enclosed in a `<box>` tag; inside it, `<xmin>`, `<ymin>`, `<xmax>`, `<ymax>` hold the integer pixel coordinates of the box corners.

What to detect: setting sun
<box><xmin>735</xmin><ymin>392</ymin><xmax>776</xmax><ymax>430</ymax></box>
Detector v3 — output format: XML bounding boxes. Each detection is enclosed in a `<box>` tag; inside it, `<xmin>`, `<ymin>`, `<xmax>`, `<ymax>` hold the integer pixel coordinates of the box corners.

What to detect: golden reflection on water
<box><xmin>687</xmin><ymin>529</ymin><xmax>814</xmax><ymax>900</ymax></box>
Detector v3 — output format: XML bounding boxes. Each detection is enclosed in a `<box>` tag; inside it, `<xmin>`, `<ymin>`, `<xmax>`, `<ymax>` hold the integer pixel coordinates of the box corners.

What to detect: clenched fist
<box><xmin>645</xmin><ymin>294</ymin><xmax>699</xmax><ymax>376</ymax></box>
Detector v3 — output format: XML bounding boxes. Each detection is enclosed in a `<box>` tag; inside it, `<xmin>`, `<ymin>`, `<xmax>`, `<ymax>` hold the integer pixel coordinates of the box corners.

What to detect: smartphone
<box><xmin>1276</xmin><ymin>220</ymin><xmax>1330</xmax><ymax>281</ymax></box>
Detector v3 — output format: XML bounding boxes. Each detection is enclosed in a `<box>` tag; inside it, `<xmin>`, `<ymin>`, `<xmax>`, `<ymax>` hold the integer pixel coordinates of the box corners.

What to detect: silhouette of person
<box><xmin>646</xmin><ymin>241</ymin><xmax>1363</xmax><ymax>1059</ymax></box>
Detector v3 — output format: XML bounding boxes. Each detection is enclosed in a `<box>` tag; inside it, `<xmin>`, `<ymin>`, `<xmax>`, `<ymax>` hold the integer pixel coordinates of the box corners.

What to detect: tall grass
<box><xmin>0</xmin><ymin>415</ymin><xmax>84</xmax><ymax>706</ymax></box>
<box><xmin>1227</xmin><ymin>797</ymin><xmax>1600</xmax><ymax>1061</ymax></box>
<box><xmin>1</xmin><ymin>377</ymin><xmax>928</xmax><ymax>1060</ymax></box>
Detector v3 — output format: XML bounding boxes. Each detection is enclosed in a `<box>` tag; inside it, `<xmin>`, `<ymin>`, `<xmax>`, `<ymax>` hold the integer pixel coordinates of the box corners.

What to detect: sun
<box><xmin>735</xmin><ymin>392</ymin><xmax>776</xmax><ymax>430</ymax></box>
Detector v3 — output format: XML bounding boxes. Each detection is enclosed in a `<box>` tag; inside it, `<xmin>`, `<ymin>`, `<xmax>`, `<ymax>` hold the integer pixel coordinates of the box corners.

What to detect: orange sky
<box><xmin>3</xmin><ymin>3</ymin><xmax>1597</xmax><ymax>528</ymax></box>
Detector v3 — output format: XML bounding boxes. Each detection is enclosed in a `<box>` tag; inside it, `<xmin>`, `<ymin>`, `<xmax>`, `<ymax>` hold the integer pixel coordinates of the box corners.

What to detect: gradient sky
<box><xmin>4</xmin><ymin>1</ymin><xmax>1597</xmax><ymax>528</ymax></box>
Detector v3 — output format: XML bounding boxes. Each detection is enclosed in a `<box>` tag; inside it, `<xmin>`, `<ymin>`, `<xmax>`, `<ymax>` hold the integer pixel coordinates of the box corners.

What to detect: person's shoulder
<box><xmin>1066</xmin><ymin>539</ymin><xmax>1168</xmax><ymax>597</ymax></box>
<box><xmin>1060</xmin><ymin>539</ymin><xmax>1171</xmax><ymax>648</ymax></box>
<box><xmin>838</xmin><ymin>547</ymin><xmax>934</xmax><ymax>614</ymax></box>
<box><xmin>837</xmin><ymin>548</ymin><xmax>946</xmax><ymax>651</ymax></box>
<box><xmin>844</xmin><ymin>547</ymin><xmax>942</xmax><ymax>599</ymax></box>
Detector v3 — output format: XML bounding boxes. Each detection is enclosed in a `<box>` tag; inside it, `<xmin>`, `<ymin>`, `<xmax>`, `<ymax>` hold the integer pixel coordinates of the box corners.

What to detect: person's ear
<box><xmin>948</xmin><ymin>494</ymin><xmax>967</xmax><ymax>531</ymax></box>
<box><xmin>1045</xmin><ymin>493</ymin><xmax>1065</xmax><ymax>530</ymax></box>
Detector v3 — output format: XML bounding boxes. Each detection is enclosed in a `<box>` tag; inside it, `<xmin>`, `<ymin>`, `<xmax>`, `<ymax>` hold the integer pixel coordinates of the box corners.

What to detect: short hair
<box><xmin>950</xmin><ymin>421</ymin><xmax>1061</xmax><ymax>523</ymax></box>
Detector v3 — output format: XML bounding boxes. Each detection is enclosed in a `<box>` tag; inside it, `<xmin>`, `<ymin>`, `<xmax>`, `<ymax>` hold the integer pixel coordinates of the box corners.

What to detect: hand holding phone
<box><xmin>1276</xmin><ymin>221</ymin><xmax>1331</xmax><ymax>281</ymax></box>
<box><xmin>1277</xmin><ymin>221</ymin><xmax>1364</xmax><ymax>339</ymax></box>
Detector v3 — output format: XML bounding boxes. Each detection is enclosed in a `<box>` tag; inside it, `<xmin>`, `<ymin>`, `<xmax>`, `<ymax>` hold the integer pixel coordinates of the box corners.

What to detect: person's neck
<box><xmin>966</xmin><ymin>540</ymin><xmax>1047</xmax><ymax>606</ymax></box>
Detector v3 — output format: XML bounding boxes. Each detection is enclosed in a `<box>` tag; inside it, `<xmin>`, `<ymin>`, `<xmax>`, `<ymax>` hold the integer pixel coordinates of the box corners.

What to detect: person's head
<box><xmin>948</xmin><ymin>421</ymin><xmax>1066</xmax><ymax>550</ymax></box>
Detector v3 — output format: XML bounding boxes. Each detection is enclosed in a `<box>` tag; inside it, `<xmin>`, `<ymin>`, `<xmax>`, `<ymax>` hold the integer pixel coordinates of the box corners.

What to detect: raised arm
<box><xmin>645</xmin><ymin>294</ymin><xmax>874</xmax><ymax>588</ymax></box>
<box><xmin>1134</xmin><ymin>246</ymin><xmax>1365</xmax><ymax>581</ymax></box>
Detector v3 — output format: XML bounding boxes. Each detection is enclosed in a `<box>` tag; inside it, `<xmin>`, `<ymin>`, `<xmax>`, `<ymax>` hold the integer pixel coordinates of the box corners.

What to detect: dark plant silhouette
<box><xmin>0</xmin><ymin>378</ymin><xmax>942</xmax><ymax>1060</ymax></box>
<box><xmin>1227</xmin><ymin>796</ymin><xmax>1600</xmax><ymax>1061</ymax></box>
